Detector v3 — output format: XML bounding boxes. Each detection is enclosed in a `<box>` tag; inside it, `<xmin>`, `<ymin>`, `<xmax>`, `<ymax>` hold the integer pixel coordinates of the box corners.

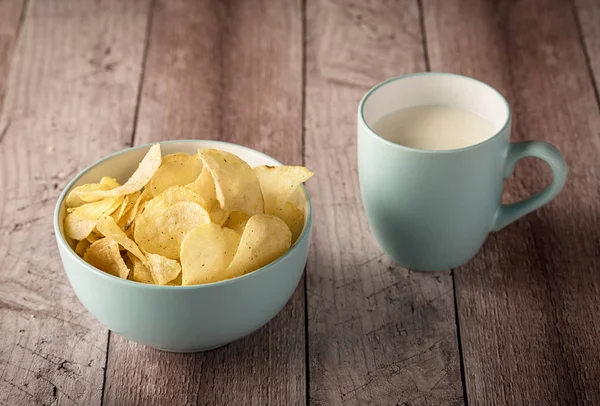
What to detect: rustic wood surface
<box><xmin>103</xmin><ymin>1</ymin><xmax>306</xmax><ymax>405</ymax></box>
<box><xmin>424</xmin><ymin>0</ymin><xmax>600</xmax><ymax>404</ymax></box>
<box><xmin>0</xmin><ymin>0</ymin><xmax>599</xmax><ymax>405</ymax></box>
<box><xmin>304</xmin><ymin>0</ymin><xmax>462</xmax><ymax>405</ymax></box>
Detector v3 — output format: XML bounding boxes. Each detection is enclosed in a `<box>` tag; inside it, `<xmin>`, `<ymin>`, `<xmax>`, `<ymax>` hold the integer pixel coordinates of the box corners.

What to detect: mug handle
<box><xmin>492</xmin><ymin>141</ymin><xmax>567</xmax><ymax>231</ymax></box>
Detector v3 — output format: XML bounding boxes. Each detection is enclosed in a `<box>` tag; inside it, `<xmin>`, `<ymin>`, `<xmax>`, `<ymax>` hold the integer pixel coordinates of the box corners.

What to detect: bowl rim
<box><xmin>53</xmin><ymin>139</ymin><xmax>313</xmax><ymax>290</ymax></box>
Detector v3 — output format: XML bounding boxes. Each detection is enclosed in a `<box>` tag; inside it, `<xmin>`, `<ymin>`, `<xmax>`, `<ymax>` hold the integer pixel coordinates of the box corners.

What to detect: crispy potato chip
<box><xmin>145</xmin><ymin>251</ymin><xmax>181</xmax><ymax>285</ymax></box>
<box><xmin>288</xmin><ymin>186</ymin><xmax>306</xmax><ymax>212</ymax></box>
<box><xmin>112</xmin><ymin>191</ymin><xmax>139</xmax><ymax>223</ymax></box>
<box><xmin>64</xmin><ymin>196</ymin><xmax>124</xmax><ymax>240</ymax></box>
<box><xmin>87</xmin><ymin>231</ymin><xmax>102</xmax><ymax>243</ymax></box>
<box><xmin>186</xmin><ymin>167</ymin><xmax>216</xmax><ymax>208</ymax></box>
<box><xmin>125</xmin><ymin>187</ymin><xmax>152</xmax><ymax>228</ymax></box>
<box><xmin>186</xmin><ymin>167</ymin><xmax>230</xmax><ymax>223</ymax></box>
<box><xmin>123</xmin><ymin>253</ymin><xmax>134</xmax><ymax>280</ymax></box>
<box><xmin>180</xmin><ymin>223</ymin><xmax>241</xmax><ymax>285</ymax></box>
<box><xmin>84</xmin><ymin>238</ymin><xmax>130</xmax><ymax>279</ymax></box>
<box><xmin>127</xmin><ymin>252</ymin><xmax>155</xmax><ymax>284</ymax></box>
<box><xmin>162</xmin><ymin>152</ymin><xmax>191</xmax><ymax>164</ymax></box>
<box><xmin>96</xmin><ymin>215</ymin><xmax>148</xmax><ymax>266</ymax></box>
<box><xmin>254</xmin><ymin>165</ymin><xmax>313</xmax><ymax>214</ymax></box>
<box><xmin>79</xmin><ymin>144</ymin><xmax>161</xmax><ymax>201</ymax></box>
<box><xmin>135</xmin><ymin>198</ymin><xmax>210</xmax><ymax>259</ymax></box>
<box><xmin>224</xmin><ymin>211</ymin><xmax>250</xmax><ymax>234</ymax></box>
<box><xmin>167</xmin><ymin>273</ymin><xmax>182</xmax><ymax>286</ymax></box>
<box><xmin>100</xmin><ymin>177</ymin><xmax>120</xmax><ymax>188</ymax></box>
<box><xmin>150</xmin><ymin>154</ymin><xmax>203</xmax><ymax>196</ymax></box>
<box><xmin>224</xmin><ymin>214</ymin><xmax>291</xmax><ymax>279</ymax></box>
<box><xmin>197</xmin><ymin>148</ymin><xmax>264</xmax><ymax>215</ymax></box>
<box><xmin>65</xmin><ymin>177</ymin><xmax>121</xmax><ymax>208</ymax></box>
<box><xmin>75</xmin><ymin>239</ymin><xmax>91</xmax><ymax>257</ymax></box>
<box><xmin>271</xmin><ymin>202</ymin><xmax>304</xmax><ymax>244</ymax></box>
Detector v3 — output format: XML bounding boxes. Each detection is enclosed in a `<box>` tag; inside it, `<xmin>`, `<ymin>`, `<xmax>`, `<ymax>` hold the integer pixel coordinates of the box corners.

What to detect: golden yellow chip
<box><xmin>254</xmin><ymin>165</ymin><xmax>313</xmax><ymax>214</ymax></box>
<box><xmin>64</xmin><ymin>196</ymin><xmax>124</xmax><ymax>240</ymax></box>
<box><xmin>224</xmin><ymin>211</ymin><xmax>250</xmax><ymax>234</ymax></box>
<box><xmin>125</xmin><ymin>187</ymin><xmax>152</xmax><ymax>229</ymax></box>
<box><xmin>79</xmin><ymin>144</ymin><xmax>161</xmax><ymax>201</ymax></box>
<box><xmin>166</xmin><ymin>273</ymin><xmax>182</xmax><ymax>286</ymax></box>
<box><xmin>75</xmin><ymin>239</ymin><xmax>91</xmax><ymax>257</ymax></box>
<box><xmin>135</xmin><ymin>198</ymin><xmax>210</xmax><ymax>259</ymax></box>
<box><xmin>83</xmin><ymin>238</ymin><xmax>130</xmax><ymax>279</ymax></box>
<box><xmin>65</xmin><ymin>177</ymin><xmax>121</xmax><ymax>208</ymax></box>
<box><xmin>87</xmin><ymin>231</ymin><xmax>102</xmax><ymax>243</ymax></box>
<box><xmin>127</xmin><ymin>252</ymin><xmax>155</xmax><ymax>284</ymax></box>
<box><xmin>180</xmin><ymin>223</ymin><xmax>241</xmax><ymax>285</ymax></box>
<box><xmin>224</xmin><ymin>214</ymin><xmax>291</xmax><ymax>279</ymax></box>
<box><xmin>197</xmin><ymin>148</ymin><xmax>264</xmax><ymax>215</ymax></box>
<box><xmin>271</xmin><ymin>202</ymin><xmax>304</xmax><ymax>244</ymax></box>
<box><xmin>145</xmin><ymin>251</ymin><xmax>181</xmax><ymax>285</ymax></box>
<box><xmin>150</xmin><ymin>153</ymin><xmax>203</xmax><ymax>196</ymax></box>
<box><xmin>96</xmin><ymin>215</ymin><xmax>148</xmax><ymax>266</ymax></box>
<box><xmin>100</xmin><ymin>177</ymin><xmax>120</xmax><ymax>188</ymax></box>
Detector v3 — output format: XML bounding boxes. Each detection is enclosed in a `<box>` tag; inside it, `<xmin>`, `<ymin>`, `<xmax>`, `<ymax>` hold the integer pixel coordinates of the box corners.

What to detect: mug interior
<box><xmin>360</xmin><ymin>73</ymin><xmax>510</xmax><ymax>147</ymax></box>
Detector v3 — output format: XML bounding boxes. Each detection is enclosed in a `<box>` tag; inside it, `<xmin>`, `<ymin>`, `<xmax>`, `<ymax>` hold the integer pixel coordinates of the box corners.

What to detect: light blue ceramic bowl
<box><xmin>54</xmin><ymin>141</ymin><xmax>312</xmax><ymax>352</ymax></box>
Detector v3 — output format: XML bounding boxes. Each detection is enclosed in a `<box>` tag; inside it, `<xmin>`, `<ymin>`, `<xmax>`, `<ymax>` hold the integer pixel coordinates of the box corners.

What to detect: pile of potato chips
<box><xmin>64</xmin><ymin>144</ymin><xmax>313</xmax><ymax>285</ymax></box>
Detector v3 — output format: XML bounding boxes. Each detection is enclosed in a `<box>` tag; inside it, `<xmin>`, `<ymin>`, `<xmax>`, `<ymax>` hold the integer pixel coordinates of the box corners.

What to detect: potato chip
<box><xmin>167</xmin><ymin>273</ymin><xmax>182</xmax><ymax>286</ymax></box>
<box><xmin>84</xmin><ymin>238</ymin><xmax>130</xmax><ymax>279</ymax></box>
<box><xmin>112</xmin><ymin>191</ymin><xmax>139</xmax><ymax>223</ymax></box>
<box><xmin>75</xmin><ymin>239</ymin><xmax>91</xmax><ymax>257</ymax></box>
<box><xmin>123</xmin><ymin>253</ymin><xmax>134</xmax><ymax>279</ymax></box>
<box><xmin>100</xmin><ymin>177</ymin><xmax>120</xmax><ymax>188</ymax></box>
<box><xmin>64</xmin><ymin>196</ymin><xmax>124</xmax><ymax>240</ymax></box>
<box><xmin>79</xmin><ymin>144</ymin><xmax>161</xmax><ymax>201</ymax></box>
<box><xmin>145</xmin><ymin>251</ymin><xmax>181</xmax><ymax>285</ymax></box>
<box><xmin>271</xmin><ymin>202</ymin><xmax>304</xmax><ymax>244</ymax></box>
<box><xmin>135</xmin><ymin>198</ymin><xmax>210</xmax><ymax>259</ymax></box>
<box><xmin>224</xmin><ymin>214</ymin><xmax>291</xmax><ymax>279</ymax></box>
<box><xmin>224</xmin><ymin>211</ymin><xmax>250</xmax><ymax>234</ymax></box>
<box><xmin>127</xmin><ymin>252</ymin><xmax>155</xmax><ymax>284</ymax></box>
<box><xmin>150</xmin><ymin>154</ymin><xmax>203</xmax><ymax>196</ymax></box>
<box><xmin>254</xmin><ymin>165</ymin><xmax>313</xmax><ymax>214</ymax></box>
<box><xmin>87</xmin><ymin>231</ymin><xmax>102</xmax><ymax>243</ymax></box>
<box><xmin>180</xmin><ymin>223</ymin><xmax>241</xmax><ymax>285</ymax></box>
<box><xmin>186</xmin><ymin>167</ymin><xmax>230</xmax><ymax>224</ymax></box>
<box><xmin>96</xmin><ymin>215</ymin><xmax>148</xmax><ymax>266</ymax></box>
<box><xmin>162</xmin><ymin>152</ymin><xmax>191</xmax><ymax>164</ymax></box>
<box><xmin>65</xmin><ymin>177</ymin><xmax>121</xmax><ymax>208</ymax></box>
<box><xmin>197</xmin><ymin>149</ymin><xmax>264</xmax><ymax>215</ymax></box>
<box><xmin>125</xmin><ymin>187</ymin><xmax>152</xmax><ymax>229</ymax></box>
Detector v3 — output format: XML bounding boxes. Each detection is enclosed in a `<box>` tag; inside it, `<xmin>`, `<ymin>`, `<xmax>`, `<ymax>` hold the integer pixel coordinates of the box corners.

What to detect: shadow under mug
<box><xmin>357</xmin><ymin>72</ymin><xmax>567</xmax><ymax>271</ymax></box>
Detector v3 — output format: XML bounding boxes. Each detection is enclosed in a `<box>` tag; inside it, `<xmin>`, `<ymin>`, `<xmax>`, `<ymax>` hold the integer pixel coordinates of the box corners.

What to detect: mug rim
<box><xmin>358</xmin><ymin>72</ymin><xmax>512</xmax><ymax>154</ymax></box>
<box><xmin>53</xmin><ymin>139</ymin><xmax>313</xmax><ymax>290</ymax></box>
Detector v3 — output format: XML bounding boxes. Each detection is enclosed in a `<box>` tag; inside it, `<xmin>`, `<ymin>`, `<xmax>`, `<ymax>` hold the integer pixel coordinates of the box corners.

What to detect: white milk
<box><xmin>371</xmin><ymin>105</ymin><xmax>495</xmax><ymax>151</ymax></box>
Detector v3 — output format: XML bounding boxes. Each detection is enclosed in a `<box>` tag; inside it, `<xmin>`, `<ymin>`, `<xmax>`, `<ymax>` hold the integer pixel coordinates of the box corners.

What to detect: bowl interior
<box><xmin>56</xmin><ymin>140</ymin><xmax>311</xmax><ymax>269</ymax></box>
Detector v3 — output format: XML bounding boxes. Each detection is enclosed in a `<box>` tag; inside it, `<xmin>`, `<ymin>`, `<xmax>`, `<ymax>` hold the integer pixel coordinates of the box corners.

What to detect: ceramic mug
<box><xmin>357</xmin><ymin>73</ymin><xmax>567</xmax><ymax>271</ymax></box>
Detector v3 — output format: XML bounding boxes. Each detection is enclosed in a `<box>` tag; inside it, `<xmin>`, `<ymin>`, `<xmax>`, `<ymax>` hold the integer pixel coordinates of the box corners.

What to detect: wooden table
<box><xmin>1</xmin><ymin>0</ymin><xmax>599</xmax><ymax>405</ymax></box>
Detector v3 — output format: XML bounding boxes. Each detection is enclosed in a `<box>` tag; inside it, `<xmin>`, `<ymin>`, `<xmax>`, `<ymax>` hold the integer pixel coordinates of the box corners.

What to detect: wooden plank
<box><xmin>574</xmin><ymin>0</ymin><xmax>600</xmax><ymax>95</ymax></box>
<box><xmin>305</xmin><ymin>1</ymin><xmax>463</xmax><ymax>404</ymax></box>
<box><xmin>0</xmin><ymin>1</ymin><xmax>151</xmax><ymax>405</ymax></box>
<box><xmin>102</xmin><ymin>1</ymin><xmax>305</xmax><ymax>405</ymax></box>
<box><xmin>423</xmin><ymin>0</ymin><xmax>600</xmax><ymax>404</ymax></box>
<box><xmin>0</xmin><ymin>0</ymin><xmax>25</xmax><ymax>111</ymax></box>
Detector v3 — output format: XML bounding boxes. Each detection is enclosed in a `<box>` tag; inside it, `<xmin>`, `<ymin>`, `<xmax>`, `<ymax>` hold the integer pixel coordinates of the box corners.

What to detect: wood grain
<box><xmin>574</xmin><ymin>0</ymin><xmax>600</xmax><ymax>94</ymax></box>
<box><xmin>0</xmin><ymin>0</ymin><xmax>151</xmax><ymax>405</ymax></box>
<box><xmin>0</xmin><ymin>0</ymin><xmax>25</xmax><ymax>112</ymax></box>
<box><xmin>424</xmin><ymin>0</ymin><xmax>600</xmax><ymax>404</ymax></box>
<box><xmin>305</xmin><ymin>1</ymin><xmax>463</xmax><ymax>405</ymax></box>
<box><xmin>102</xmin><ymin>1</ymin><xmax>305</xmax><ymax>405</ymax></box>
